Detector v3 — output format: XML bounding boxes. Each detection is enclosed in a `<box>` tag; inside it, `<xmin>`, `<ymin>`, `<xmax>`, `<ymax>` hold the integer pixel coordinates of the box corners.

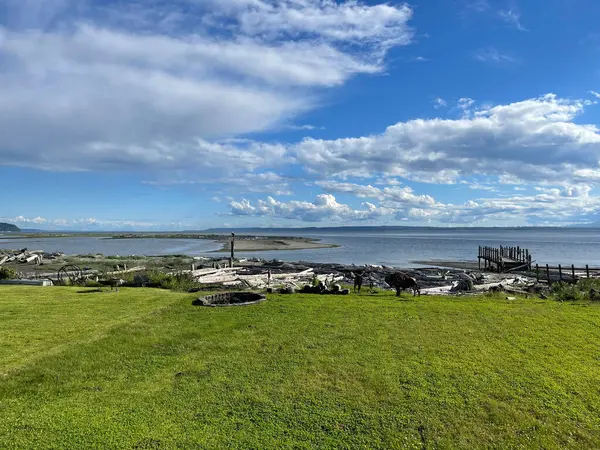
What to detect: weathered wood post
<box><xmin>478</xmin><ymin>246</ymin><xmax>481</xmax><ymax>270</ymax></box>
<box><xmin>587</xmin><ymin>265</ymin><xmax>590</xmax><ymax>279</ymax></box>
<box><xmin>535</xmin><ymin>264</ymin><xmax>539</xmax><ymax>282</ymax></box>
<box><xmin>546</xmin><ymin>264</ymin><xmax>550</xmax><ymax>284</ymax></box>
<box><xmin>230</xmin><ymin>232</ymin><xmax>235</xmax><ymax>268</ymax></box>
<box><xmin>558</xmin><ymin>264</ymin><xmax>562</xmax><ymax>281</ymax></box>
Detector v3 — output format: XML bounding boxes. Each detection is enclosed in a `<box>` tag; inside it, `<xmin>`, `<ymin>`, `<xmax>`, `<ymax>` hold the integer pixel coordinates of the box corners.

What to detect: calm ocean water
<box><xmin>1</xmin><ymin>229</ymin><xmax>600</xmax><ymax>267</ymax></box>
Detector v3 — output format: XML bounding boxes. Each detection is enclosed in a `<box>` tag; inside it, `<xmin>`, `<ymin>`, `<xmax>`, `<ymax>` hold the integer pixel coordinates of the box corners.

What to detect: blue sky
<box><xmin>1</xmin><ymin>0</ymin><xmax>600</xmax><ymax>230</ymax></box>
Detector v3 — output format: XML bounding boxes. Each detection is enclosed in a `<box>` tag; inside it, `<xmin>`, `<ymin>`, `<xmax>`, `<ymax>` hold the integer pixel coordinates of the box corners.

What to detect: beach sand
<box><xmin>217</xmin><ymin>237</ymin><xmax>338</xmax><ymax>252</ymax></box>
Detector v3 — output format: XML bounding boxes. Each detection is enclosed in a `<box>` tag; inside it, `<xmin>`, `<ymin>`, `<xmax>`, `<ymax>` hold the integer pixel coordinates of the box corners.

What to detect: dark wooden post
<box><xmin>587</xmin><ymin>265</ymin><xmax>590</xmax><ymax>279</ymax></box>
<box><xmin>571</xmin><ymin>265</ymin><xmax>575</xmax><ymax>283</ymax></box>
<box><xmin>558</xmin><ymin>264</ymin><xmax>562</xmax><ymax>281</ymax></box>
<box><xmin>546</xmin><ymin>264</ymin><xmax>550</xmax><ymax>284</ymax></box>
<box><xmin>478</xmin><ymin>246</ymin><xmax>481</xmax><ymax>270</ymax></box>
<box><xmin>230</xmin><ymin>232</ymin><xmax>235</xmax><ymax>268</ymax></box>
<box><xmin>535</xmin><ymin>264</ymin><xmax>539</xmax><ymax>282</ymax></box>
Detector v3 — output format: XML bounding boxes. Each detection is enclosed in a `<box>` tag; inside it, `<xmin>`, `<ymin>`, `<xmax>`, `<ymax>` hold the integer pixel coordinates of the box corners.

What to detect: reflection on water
<box><xmin>1</xmin><ymin>229</ymin><xmax>600</xmax><ymax>266</ymax></box>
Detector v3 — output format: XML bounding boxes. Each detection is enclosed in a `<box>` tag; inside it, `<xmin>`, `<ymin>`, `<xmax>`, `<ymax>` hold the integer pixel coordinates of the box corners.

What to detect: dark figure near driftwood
<box><xmin>353</xmin><ymin>273</ymin><xmax>363</xmax><ymax>293</ymax></box>
<box><xmin>385</xmin><ymin>272</ymin><xmax>420</xmax><ymax>296</ymax></box>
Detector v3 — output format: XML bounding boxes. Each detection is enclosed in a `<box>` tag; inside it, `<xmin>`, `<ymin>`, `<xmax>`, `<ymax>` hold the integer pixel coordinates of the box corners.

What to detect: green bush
<box><xmin>0</xmin><ymin>267</ymin><xmax>19</xmax><ymax>280</ymax></box>
<box><xmin>143</xmin><ymin>270</ymin><xmax>199</xmax><ymax>291</ymax></box>
<box><xmin>551</xmin><ymin>279</ymin><xmax>600</xmax><ymax>302</ymax></box>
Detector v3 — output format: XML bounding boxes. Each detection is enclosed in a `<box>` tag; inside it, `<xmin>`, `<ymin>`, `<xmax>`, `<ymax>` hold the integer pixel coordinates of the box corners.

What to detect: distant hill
<box><xmin>0</xmin><ymin>222</ymin><xmax>21</xmax><ymax>232</ymax></box>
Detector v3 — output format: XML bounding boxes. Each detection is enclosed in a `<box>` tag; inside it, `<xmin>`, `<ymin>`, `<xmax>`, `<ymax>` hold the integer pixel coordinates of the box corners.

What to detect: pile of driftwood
<box><xmin>185</xmin><ymin>259</ymin><xmax>545</xmax><ymax>296</ymax></box>
<box><xmin>189</xmin><ymin>266</ymin><xmax>344</xmax><ymax>290</ymax></box>
<box><xmin>0</xmin><ymin>248</ymin><xmax>63</xmax><ymax>266</ymax></box>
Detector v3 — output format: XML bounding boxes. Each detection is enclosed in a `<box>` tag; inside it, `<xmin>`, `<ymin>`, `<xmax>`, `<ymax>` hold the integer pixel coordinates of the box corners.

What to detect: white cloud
<box><xmin>284</xmin><ymin>124</ymin><xmax>325</xmax><ymax>131</ymax></box>
<box><xmin>218</xmin><ymin>0</ymin><xmax>414</xmax><ymax>46</ymax></box>
<box><xmin>229</xmin><ymin>194</ymin><xmax>395</xmax><ymax>222</ymax></box>
<box><xmin>3</xmin><ymin>215</ymin><xmax>48</xmax><ymax>225</ymax></box>
<box><xmin>474</xmin><ymin>47</ymin><xmax>518</xmax><ymax>64</ymax></box>
<box><xmin>460</xmin><ymin>0</ymin><xmax>491</xmax><ymax>16</ymax></box>
<box><xmin>0</xmin><ymin>0</ymin><xmax>414</xmax><ymax>175</ymax></box>
<box><xmin>229</xmin><ymin>184</ymin><xmax>600</xmax><ymax>225</ymax></box>
<box><xmin>498</xmin><ymin>9</ymin><xmax>527</xmax><ymax>31</ymax></box>
<box><xmin>433</xmin><ymin>97</ymin><xmax>447</xmax><ymax>109</ymax></box>
<box><xmin>146</xmin><ymin>171</ymin><xmax>294</xmax><ymax>195</ymax></box>
<box><xmin>315</xmin><ymin>181</ymin><xmax>437</xmax><ymax>208</ymax></box>
<box><xmin>468</xmin><ymin>183</ymin><xmax>497</xmax><ymax>192</ymax></box>
<box><xmin>1</xmin><ymin>215</ymin><xmax>169</xmax><ymax>230</ymax></box>
<box><xmin>590</xmin><ymin>91</ymin><xmax>600</xmax><ymax>100</ymax></box>
<box><xmin>292</xmin><ymin>94</ymin><xmax>600</xmax><ymax>186</ymax></box>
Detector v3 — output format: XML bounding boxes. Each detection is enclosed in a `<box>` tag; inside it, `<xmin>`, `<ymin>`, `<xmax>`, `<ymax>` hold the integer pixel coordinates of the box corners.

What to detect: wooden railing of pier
<box><xmin>534</xmin><ymin>264</ymin><xmax>600</xmax><ymax>284</ymax></box>
<box><xmin>478</xmin><ymin>246</ymin><xmax>532</xmax><ymax>272</ymax></box>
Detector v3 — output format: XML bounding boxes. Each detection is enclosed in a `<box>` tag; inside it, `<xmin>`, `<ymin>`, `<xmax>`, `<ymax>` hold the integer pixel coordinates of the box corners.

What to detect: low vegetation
<box><xmin>0</xmin><ymin>266</ymin><xmax>19</xmax><ymax>280</ymax></box>
<box><xmin>1</xmin><ymin>287</ymin><xmax>600</xmax><ymax>448</ymax></box>
<box><xmin>550</xmin><ymin>278</ymin><xmax>600</xmax><ymax>302</ymax></box>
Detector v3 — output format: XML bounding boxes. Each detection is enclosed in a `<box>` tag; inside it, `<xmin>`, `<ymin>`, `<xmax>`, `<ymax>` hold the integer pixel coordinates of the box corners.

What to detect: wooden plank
<box><xmin>558</xmin><ymin>264</ymin><xmax>562</xmax><ymax>281</ymax></box>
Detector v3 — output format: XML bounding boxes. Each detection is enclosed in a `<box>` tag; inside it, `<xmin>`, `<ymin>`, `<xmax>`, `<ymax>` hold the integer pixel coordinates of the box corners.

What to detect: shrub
<box><xmin>551</xmin><ymin>279</ymin><xmax>600</xmax><ymax>302</ymax></box>
<box><xmin>0</xmin><ymin>267</ymin><xmax>19</xmax><ymax>280</ymax></box>
<box><xmin>143</xmin><ymin>270</ymin><xmax>200</xmax><ymax>291</ymax></box>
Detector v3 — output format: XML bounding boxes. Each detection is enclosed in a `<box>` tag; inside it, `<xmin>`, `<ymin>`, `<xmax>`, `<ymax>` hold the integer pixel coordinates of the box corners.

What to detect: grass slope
<box><xmin>1</xmin><ymin>287</ymin><xmax>600</xmax><ymax>449</ymax></box>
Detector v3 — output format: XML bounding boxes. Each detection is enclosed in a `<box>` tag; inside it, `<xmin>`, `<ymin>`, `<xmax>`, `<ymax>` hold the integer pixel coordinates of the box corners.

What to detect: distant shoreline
<box><xmin>0</xmin><ymin>233</ymin><xmax>339</xmax><ymax>253</ymax></box>
<box><xmin>213</xmin><ymin>237</ymin><xmax>338</xmax><ymax>253</ymax></box>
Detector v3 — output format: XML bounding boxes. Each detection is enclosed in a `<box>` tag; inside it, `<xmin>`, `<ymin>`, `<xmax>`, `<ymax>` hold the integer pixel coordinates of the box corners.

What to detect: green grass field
<box><xmin>1</xmin><ymin>286</ymin><xmax>600</xmax><ymax>449</ymax></box>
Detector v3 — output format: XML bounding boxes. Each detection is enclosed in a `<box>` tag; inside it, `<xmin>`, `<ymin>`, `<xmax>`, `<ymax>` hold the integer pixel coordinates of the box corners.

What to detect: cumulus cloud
<box><xmin>292</xmin><ymin>94</ymin><xmax>600</xmax><ymax>186</ymax></box>
<box><xmin>229</xmin><ymin>194</ymin><xmax>395</xmax><ymax>222</ymax></box>
<box><xmin>0</xmin><ymin>0</ymin><xmax>414</xmax><ymax>174</ymax></box>
<box><xmin>230</xmin><ymin>183</ymin><xmax>600</xmax><ymax>225</ymax></box>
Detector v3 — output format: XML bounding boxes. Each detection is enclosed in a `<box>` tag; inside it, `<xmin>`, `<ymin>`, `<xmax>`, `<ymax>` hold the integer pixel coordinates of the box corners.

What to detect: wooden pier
<box><xmin>478</xmin><ymin>246</ymin><xmax>532</xmax><ymax>272</ymax></box>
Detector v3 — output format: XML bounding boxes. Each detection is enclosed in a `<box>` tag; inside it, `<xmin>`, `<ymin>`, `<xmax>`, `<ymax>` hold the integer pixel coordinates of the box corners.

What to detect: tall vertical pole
<box><xmin>230</xmin><ymin>232</ymin><xmax>235</xmax><ymax>268</ymax></box>
<box><xmin>558</xmin><ymin>264</ymin><xmax>562</xmax><ymax>281</ymax></box>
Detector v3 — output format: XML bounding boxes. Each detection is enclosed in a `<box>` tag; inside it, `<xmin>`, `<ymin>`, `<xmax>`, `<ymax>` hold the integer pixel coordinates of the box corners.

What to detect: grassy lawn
<box><xmin>1</xmin><ymin>287</ymin><xmax>600</xmax><ymax>449</ymax></box>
